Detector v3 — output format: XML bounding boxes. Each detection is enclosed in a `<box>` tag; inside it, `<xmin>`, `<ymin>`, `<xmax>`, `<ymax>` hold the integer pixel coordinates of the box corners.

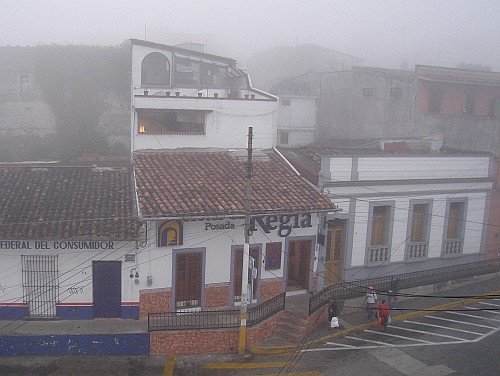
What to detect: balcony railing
<box><xmin>367</xmin><ymin>246</ymin><xmax>390</xmax><ymax>264</ymax></box>
<box><xmin>407</xmin><ymin>242</ymin><xmax>428</xmax><ymax>260</ymax></box>
<box><xmin>443</xmin><ymin>239</ymin><xmax>463</xmax><ymax>256</ymax></box>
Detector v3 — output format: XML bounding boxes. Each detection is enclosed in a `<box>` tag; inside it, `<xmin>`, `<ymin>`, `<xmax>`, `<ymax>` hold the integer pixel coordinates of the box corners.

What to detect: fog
<box><xmin>2</xmin><ymin>0</ymin><xmax>500</xmax><ymax>71</ymax></box>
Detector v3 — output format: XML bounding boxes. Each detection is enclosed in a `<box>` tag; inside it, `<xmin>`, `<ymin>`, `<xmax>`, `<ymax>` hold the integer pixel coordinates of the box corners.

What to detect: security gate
<box><xmin>22</xmin><ymin>255</ymin><xmax>59</xmax><ymax>319</ymax></box>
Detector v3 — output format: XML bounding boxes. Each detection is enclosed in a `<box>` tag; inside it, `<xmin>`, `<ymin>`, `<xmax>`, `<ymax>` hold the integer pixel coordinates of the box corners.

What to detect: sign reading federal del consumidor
<box><xmin>0</xmin><ymin>240</ymin><xmax>115</xmax><ymax>250</ymax></box>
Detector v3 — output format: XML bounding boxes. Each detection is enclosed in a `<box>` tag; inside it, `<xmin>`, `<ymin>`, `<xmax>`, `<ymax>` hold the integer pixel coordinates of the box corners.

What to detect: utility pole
<box><xmin>238</xmin><ymin>126</ymin><xmax>253</xmax><ymax>355</ymax></box>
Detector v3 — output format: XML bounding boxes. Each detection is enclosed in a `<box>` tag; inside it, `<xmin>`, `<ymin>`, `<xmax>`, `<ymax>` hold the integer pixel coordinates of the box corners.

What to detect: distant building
<box><xmin>277</xmin><ymin>95</ymin><xmax>317</xmax><ymax>147</ymax></box>
<box><xmin>414</xmin><ymin>65</ymin><xmax>500</xmax><ymax>155</ymax></box>
<box><xmin>273</xmin><ymin>64</ymin><xmax>500</xmax><ymax>156</ymax></box>
<box><xmin>0</xmin><ymin>45</ymin><xmax>130</xmax><ymax>162</ymax></box>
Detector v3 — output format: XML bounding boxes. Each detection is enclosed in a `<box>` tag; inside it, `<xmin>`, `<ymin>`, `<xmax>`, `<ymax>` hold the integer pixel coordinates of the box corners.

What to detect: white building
<box><xmin>279</xmin><ymin>141</ymin><xmax>493</xmax><ymax>283</ymax></box>
<box><xmin>0</xmin><ymin>165</ymin><xmax>141</xmax><ymax>320</ymax></box>
<box><xmin>129</xmin><ymin>40</ymin><xmax>336</xmax><ymax>315</ymax></box>
<box><xmin>133</xmin><ymin>150</ymin><xmax>335</xmax><ymax>315</ymax></box>
<box><xmin>130</xmin><ymin>39</ymin><xmax>278</xmax><ymax>152</ymax></box>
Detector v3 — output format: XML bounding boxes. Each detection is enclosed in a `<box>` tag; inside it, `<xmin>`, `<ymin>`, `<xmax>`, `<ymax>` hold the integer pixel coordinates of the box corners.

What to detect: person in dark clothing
<box><xmin>374</xmin><ymin>299</ymin><xmax>390</xmax><ymax>332</ymax></box>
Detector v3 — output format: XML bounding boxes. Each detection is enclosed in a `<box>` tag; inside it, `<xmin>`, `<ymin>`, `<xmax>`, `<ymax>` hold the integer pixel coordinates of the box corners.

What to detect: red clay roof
<box><xmin>133</xmin><ymin>150</ymin><xmax>336</xmax><ymax>218</ymax></box>
<box><xmin>0</xmin><ymin>165</ymin><xmax>140</xmax><ymax>239</ymax></box>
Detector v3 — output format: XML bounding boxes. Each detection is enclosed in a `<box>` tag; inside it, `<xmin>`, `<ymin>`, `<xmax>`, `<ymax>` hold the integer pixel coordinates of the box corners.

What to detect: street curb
<box><xmin>250</xmin><ymin>289</ymin><xmax>500</xmax><ymax>356</ymax></box>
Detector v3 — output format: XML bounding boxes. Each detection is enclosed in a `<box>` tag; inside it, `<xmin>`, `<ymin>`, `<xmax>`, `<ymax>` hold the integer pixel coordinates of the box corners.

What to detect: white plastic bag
<box><xmin>388</xmin><ymin>315</ymin><xmax>392</xmax><ymax>325</ymax></box>
<box><xmin>330</xmin><ymin>316</ymin><xmax>339</xmax><ymax>328</ymax></box>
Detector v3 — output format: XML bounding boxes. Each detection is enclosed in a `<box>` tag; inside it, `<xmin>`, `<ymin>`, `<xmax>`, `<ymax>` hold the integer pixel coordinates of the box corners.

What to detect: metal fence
<box><xmin>148</xmin><ymin>292</ymin><xmax>286</xmax><ymax>332</ymax></box>
<box><xmin>148</xmin><ymin>309</ymin><xmax>240</xmax><ymax>331</ymax></box>
<box><xmin>309</xmin><ymin>258</ymin><xmax>500</xmax><ymax>315</ymax></box>
<box><xmin>248</xmin><ymin>292</ymin><xmax>286</xmax><ymax>327</ymax></box>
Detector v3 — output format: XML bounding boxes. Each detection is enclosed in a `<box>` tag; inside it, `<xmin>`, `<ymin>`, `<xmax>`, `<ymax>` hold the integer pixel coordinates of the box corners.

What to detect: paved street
<box><xmin>313</xmin><ymin>298</ymin><xmax>500</xmax><ymax>352</ymax></box>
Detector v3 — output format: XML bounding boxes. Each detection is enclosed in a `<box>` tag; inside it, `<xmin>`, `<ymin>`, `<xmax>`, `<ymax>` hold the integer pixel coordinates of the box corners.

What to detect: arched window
<box><xmin>141</xmin><ymin>52</ymin><xmax>170</xmax><ymax>86</ymax></box>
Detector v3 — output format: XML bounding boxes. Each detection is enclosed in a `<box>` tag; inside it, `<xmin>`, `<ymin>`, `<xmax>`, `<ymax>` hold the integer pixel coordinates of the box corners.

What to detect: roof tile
<box><xmin>133</xmin><ymin>150</ymin><xmax>335</xmax><ymax>218</ymax></box>
<box><xmin>0</xmin><ymin>166</ymin><xmax>140</xmax><ymax>239</ymax></box>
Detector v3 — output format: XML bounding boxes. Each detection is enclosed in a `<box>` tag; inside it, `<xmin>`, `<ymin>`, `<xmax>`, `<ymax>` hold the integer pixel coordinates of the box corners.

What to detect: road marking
<box><xmin>477</xmin><ymin>301</ymin><xmax>500</xmax><ymax>307</ymax></box>
<box><xmin>203</xmin><ymin>361</ymin><xmax>295</xmax><ymax>369</ymax></box>
<box><xmin>405</xmin><ymin>320</ymin><xmax>483</xmax><ymax>335</ymax></box>
<box><xmin>445</xmin><ymin>310</ymin><xmax>500</xmax><ymax>323</ymax></box>
<box><xmin>345</xmin><ymin>335</ymin><xmax>394</xmax><ymax>346</ymax></box>
<box><xmin>426</xmin><ymin>315</ymin><xmax>496</xmax><ymax>329</ymax></box>
<box><xmin>364</xmin><ymin>329</ymin><xmax>433</xmax><ymax>343</ymax></box>
<box><xmin>369</xmin><ymin>347</ymin><xmax>455</xmax><ymax>376</ymax></box>
<box><xmin>163</xmin><ymin>355</ymin><xmax>175</xmax><ymax>376</ymax></box>
<box><xmin>389</xmin><ymin>325</ymin><xmax>467</xmax><ymax>341</ymax></box>
<box><xmin>324</xmin><ymin>342</ymin><xmax>356</xmax><ymax>348</ymax></box>
<box><xmin>477</xmin><ymin>302</ymin><xmax>500</xmax><ymax>314</ymax></box>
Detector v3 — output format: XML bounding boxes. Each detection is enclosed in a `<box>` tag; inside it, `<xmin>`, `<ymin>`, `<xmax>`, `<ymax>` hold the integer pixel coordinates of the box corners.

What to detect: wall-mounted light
<box><xmin>130</xmin><ymin>268</ymin><xmax>140</xmax><ymax>279</ymax></box>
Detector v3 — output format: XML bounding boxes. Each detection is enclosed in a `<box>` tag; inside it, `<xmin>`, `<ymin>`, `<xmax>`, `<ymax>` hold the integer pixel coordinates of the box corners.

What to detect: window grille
<box><xmin>22</xmin><ymin>255</ymin><xmax>59</xmax><ymax>319</ymax></box>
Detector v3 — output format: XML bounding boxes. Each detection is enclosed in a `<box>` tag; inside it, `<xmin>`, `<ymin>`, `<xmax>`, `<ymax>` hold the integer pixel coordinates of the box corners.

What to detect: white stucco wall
<box><xmin>320</xmin><ymin>154</ymin><xmax>492</xmax><ymax>269</ymax></box>
<box><xmin>139</xmin><ymin>214</ymin><xmax>322</xmax><ymax>291</ymax></box>
<box><xmin>0</xmin><ymin>240</ymin><xmax>141</xmax><ymax>305</ymax></box>
<box><xmin>132</xmin><ymin>97</ymin><xmax>277</xmax><ymax>150</ymax></box>
<box><xmin>277</xmin><ymin>96</ymin><xmax>316</xmax><ymax>147</ymax></box>
<box><xmin>131</xmin><ymin>44</ymin><xmax>278</xmax><ymax>151</ymax></box>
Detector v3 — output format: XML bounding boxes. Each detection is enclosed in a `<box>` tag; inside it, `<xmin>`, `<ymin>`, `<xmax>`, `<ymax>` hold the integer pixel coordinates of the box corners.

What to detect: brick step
<box><xmin>275</xmin><ymin>323</ymin><xmax>306</xmax><ymax>338</ymax></box>
<box><xmin>272</xmin><ymin>310</ymin><xmax>310</xmax><ymax>343</ymax></box>
<box><xmin>273</xmin><ymin>327</ymin><xmax>304</xmax><ymax>344</ymax></box>
<box><xmin>281</xmin><ymin>310</ymin><xmax>309</xmax><ymax>324</ymax></box>
<box><xmin>278</xmin><ymin>315</ymin><xmax>308</xmax><ymax>328</ymax></box>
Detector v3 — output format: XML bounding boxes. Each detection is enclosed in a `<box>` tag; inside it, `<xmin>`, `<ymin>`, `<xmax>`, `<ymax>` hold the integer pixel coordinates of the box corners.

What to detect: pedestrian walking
<box><xmin>328</xmin><ymin>298</ymin><xmax>339</xmax><ymax>329</ymax></box>
<box><xmin>374</xmin><ymin>299</ymin><xmax>390</xmax><ymax>332</ymax></box>
<box><xmin>388</xmin><ymin>278</ymin><xmax>399</xmax><ymax>309</ymax></box>
<box><xmin>363</xmin><ymin>286</ymin><xmax>378</xmax><ymax>322</ymax></box>
<box><xmin>388</xmin><ymin>289</ymin><xmax>397</xmax><ymax>310</ymax></box>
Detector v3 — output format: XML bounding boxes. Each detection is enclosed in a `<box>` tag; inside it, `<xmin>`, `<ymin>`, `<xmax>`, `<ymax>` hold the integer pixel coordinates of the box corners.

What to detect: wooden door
<box><xmin>175</xmin><ymin>252</ymin><xmax>202</xmax><ymax>309</ymax></box>
<box><xmin>298</xmin><ymin>240</ymin><xmax>312</xmax><ymax>289</ymax></box>
<box><xmin>325</xmin><ymin>226</ymin><xmax>344</xmax><ymax>285</ymax></box>
<box><xmin>93</xmin><ymin>261</ymin><xmax>122</xmax><ymax>318</ymax></box>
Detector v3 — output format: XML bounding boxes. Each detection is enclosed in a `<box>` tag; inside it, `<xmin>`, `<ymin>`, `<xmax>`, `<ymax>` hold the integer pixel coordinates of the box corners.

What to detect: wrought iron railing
<box><xmin>309</xmin><ymin>258</ymin><xmax>500</xmax><ymax>315</ymax></box>
<box><xmin>148</xmin><ymin>292</ymin><xmax>286</xmax><ymax>331</ymax></box>
<box><xmin>247</xmin><ymin>292</ymin><xmax>286</xmax><ymax>327</ymax></box>
<box><xmin>148</xmin><ymin>308</ymin><xmax>239</xmax><ymax>331</ymax></box>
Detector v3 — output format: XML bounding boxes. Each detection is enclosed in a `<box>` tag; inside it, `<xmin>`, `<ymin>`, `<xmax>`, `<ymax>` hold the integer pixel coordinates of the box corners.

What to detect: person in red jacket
<box><xmin>374</xmin><ymin>299</ymin><xmax>390</xmax><ymax>332</ymax></box>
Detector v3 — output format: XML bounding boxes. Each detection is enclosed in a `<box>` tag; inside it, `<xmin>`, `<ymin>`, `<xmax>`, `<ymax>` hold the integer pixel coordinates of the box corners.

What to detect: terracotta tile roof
<box><xmin>0</xmin><ymin>165</ymin><xmax>140</xmax><ymax>239</ymax></box>
<box><xmin>133</xmin><ymin>150</ymin><xmax>336</xmax><ymax>218</ymax></box>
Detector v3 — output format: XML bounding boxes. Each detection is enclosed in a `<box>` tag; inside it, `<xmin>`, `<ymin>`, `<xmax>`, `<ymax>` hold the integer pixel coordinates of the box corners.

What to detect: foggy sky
<box><xmin>2</xmin><ymin>0</ymin><xmax>500</xmax><ymax>70</ymax></box>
